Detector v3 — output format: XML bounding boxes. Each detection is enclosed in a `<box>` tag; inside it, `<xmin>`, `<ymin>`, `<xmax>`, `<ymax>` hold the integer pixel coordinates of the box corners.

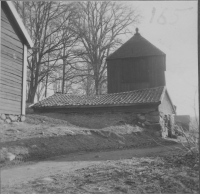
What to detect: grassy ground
<box><xmin>2</xmin><ymin>154</ymin><xmax>199</xmax><ymax>194</ymax></box>
<box><xmin>0</xmin><ymin>113</ymin><xmax>175</xmax><ymax>168</ymax></box>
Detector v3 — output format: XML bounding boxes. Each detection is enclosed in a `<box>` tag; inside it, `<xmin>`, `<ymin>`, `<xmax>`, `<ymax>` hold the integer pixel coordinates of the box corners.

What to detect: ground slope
<box><xmin>0</xmin><ymin>114</ymin><xmax>176</xmax><ymax>167</ymax></box>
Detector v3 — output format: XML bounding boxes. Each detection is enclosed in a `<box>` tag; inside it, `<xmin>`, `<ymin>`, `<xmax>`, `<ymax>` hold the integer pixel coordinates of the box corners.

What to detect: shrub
<box><xmin>175</xmin><ymin>124</ymin><xmax>199</xmax><ymax>155</ymax></box>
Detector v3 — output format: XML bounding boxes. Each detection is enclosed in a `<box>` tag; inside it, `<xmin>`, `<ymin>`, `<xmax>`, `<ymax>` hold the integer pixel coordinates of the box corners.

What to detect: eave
<box><xmin>3</xmin><ymin>1</ymin><xmax>33</xmax><ymax>48</ymax></box>
<box><xmin>32</xmin><ymin>101</ymin><xmax>161</xmax><ymax>110</ymax></box>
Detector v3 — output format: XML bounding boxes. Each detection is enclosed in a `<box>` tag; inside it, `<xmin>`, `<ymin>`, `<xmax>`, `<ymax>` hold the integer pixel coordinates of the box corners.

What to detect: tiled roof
<box><xmin>107</xmin><ymin>29</ymin><xmax>165</xmax><ymax>60</ymax></box>
<box><xmin>31</xmin><ymin>86</ymin><xmax>165</xmax><ymax>109</ymax></box>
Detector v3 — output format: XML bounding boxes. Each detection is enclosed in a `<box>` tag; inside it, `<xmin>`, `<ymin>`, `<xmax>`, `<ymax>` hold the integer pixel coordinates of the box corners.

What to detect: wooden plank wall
<box><xmin>147</xmin><ymin>56</ymin><xmax>166</xmax><ymax>88</ymax></box>
<box><xmin>107</xmin><ymin>55</ymin><xmax>166</xmax><ymax>93</ymax></box>
<box><xmin>0</xmin><ymin>7</ymin><xmax>23</xmax><ymax>115</ymax></box>
<box><xmin>107</xmin><ymin>59</ymin><xmax>121</xmax><ymax>93</ymax></box>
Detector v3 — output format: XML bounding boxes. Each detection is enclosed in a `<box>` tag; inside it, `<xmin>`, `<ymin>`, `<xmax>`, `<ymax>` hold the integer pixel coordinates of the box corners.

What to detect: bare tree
<box><xmin>57</xmin><ymin>14</ymin><xmax>79</xmax><ymax>94</ymax></box>
<box><xmin>35</xmin><ymin>80</ymin><xmax>45</xmax><ymax>102</ymax></box>
<box><xmin>73</xmin><ymin>1</ymin><xmax>141</xmax><ymax>95</ymax></box>
<box><xmin>15</xmin><ymin>2</ymin><xmax>78</xmax><ymax>102</ymax></box>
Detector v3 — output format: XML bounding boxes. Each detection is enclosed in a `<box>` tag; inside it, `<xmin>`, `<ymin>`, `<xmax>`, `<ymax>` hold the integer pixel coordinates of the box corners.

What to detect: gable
<box><xmin>159</xmin><ymin>90</ymin><xmax>176</xmax><ymax>115</ymax></box>
<box><xmin>1</xmin><ymin>1</ymin><xmax>33</xmax><ymax>48</ymax></box>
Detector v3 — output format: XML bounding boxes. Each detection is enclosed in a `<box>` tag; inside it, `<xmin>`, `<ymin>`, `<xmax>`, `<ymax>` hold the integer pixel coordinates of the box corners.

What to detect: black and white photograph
<box><xmin>0</xmin><ymin>1</ymin><xmax>198</xmax><ymax>193</ymax></box>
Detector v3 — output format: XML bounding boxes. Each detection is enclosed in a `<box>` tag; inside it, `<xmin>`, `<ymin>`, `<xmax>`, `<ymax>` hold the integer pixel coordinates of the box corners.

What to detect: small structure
<box><xmin>31</xmin><ymin>28</ymin><xmax>176</xmax><ymax>137</ymax></box>
<box><xmin>31</xmin><ymin>86</ymin><xmax>176</xmax><ymax>136</ymax></box>
<box><xmin>107</xmin><ymin>28</ymin><xmax>166</xmax><ymax>93</ymax></box>
<box><xmin>0</xmin><ymin>1</ymin><xmax>33</xmax><ymax>123</ymax></box>
<box><xmin>174</xmin><ymin>115</ymin><xmax>190</xmax><ymax>131</ymax></box>
<box><xmin>32</xmin><ymin>86</ymin><xmax>175</xmax><ymax>115</ymax></box>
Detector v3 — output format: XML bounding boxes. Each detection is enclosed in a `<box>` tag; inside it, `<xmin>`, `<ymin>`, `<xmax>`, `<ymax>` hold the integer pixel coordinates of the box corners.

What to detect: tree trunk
<box><xmin>45</xmin><ymin>73</ymin><xmax>48</xmax><ymax>97</ymax></box>
<box><xmin>45</xmin><ymin>53</ymin><xmax>50</xmax><ymax>97</ymax></box>
<box><xmin>86</xmin><ymin>67</ymin><xmax>91</xmax><ymax>96</ymax></box>
<box><xmin>27</xmin><ymin>85</ymin><xmax>37</xmax><ymax>103</ymax></box>
<box><xmin>62</xmin><ymin>61</ymin><xmax>66</xmax><ymax>94</ymax></box>
<box><xmin>86</xmin><ymin>77</ymin><xmax>89</xmax><ymax>96</ymax></box>
<box><xmin>27</xmin><ymin>67</ymin><xmax>36</xmax><ymax>103</ymax></box>
<box><xmin>62</xmin><ymin>44</ymin><xmax>66</xmax><ymax>94</ymax></box>
<box><xmin>22</xmin><ymin>2</ymin><xmax>26</xmax><ymax>26</ymax></box>
<box><xmin>95</xmin><ymin>78</ymin><xmax>99</xmax><ymax>95</ymax></box>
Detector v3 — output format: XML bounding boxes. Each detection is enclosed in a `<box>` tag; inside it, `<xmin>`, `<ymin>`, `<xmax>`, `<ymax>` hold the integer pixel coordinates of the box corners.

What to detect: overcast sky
<box><xmin>123</xmin><ymin>1</ymin><xmax>198</xmax><ymax>117</ymax></box>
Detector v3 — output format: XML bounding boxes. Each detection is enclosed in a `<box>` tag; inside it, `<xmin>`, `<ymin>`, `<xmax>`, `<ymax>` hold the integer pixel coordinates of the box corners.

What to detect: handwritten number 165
<box><xmin>149</xmin><ymin>8</ymin><xmax>192</xmax><ymax>25</ymax></box>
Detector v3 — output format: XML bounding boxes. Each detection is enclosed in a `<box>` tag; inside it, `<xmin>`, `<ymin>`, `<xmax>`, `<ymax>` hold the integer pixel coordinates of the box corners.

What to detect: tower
<box><xmin>106</xmin><ymin>28</ymin><xmax>166</xmax><ymax>93</ymax></box>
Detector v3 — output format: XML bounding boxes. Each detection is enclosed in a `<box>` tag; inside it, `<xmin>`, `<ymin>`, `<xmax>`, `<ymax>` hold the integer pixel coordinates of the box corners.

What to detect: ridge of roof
<box><xmin>107</xmin><ymin>30</ymin><xmax>165</xmax><ymax>60</ymax></box>
<box><xmin>4</xmin><ymin>1</ymin><xmax>33</xmax><ymax>48</ymax></box>
<box><xmin>55</xmin><ymin>86</ymin><xmax>165</xmax><ymax>97</ymax></box>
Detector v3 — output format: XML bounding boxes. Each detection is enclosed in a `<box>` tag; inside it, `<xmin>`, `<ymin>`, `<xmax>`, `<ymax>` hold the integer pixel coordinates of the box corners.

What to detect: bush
<box><xmin>175</xmin><ymin>124</ymin><xmax>199</xmax><ymax>155</ymax></box>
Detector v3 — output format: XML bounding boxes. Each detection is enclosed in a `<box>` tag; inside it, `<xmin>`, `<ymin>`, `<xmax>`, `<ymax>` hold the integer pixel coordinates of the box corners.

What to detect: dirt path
<box><xmin>1</xmin><ymin>143</ymin><xmax>182</xmax><ymax>187</ymax></box>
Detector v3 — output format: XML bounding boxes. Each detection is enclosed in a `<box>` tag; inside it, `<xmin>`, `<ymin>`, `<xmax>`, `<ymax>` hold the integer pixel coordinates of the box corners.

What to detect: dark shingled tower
<box><xmin>106</xmin><ymin>28</ymin><xmax>166</xmax><ymax>93</ymax></box>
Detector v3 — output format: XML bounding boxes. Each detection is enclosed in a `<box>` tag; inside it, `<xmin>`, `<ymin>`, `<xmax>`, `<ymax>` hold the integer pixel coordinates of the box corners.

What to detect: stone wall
<box><xmin>0</xmin><ymin>113</ymin><xmax>25</xmax><ymax>123</ymax></box>
<box><xmin>134</xmin><ymin>110</ymin><xmax>174</xmax><ymax>138</ymax></box>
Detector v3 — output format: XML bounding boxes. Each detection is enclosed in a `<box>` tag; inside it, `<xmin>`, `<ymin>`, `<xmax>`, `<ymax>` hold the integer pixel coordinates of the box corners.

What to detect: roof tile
<box><xmin>32</xmin><ymin>86</ymin><xmax>165</xmax><ymax>109</ymax></box>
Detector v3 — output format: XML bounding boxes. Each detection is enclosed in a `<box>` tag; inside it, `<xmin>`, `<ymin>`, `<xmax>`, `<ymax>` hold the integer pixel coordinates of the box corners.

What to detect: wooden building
<box><xmin>0</xmin><ymin>1</ymin><xmax>33</xmax><ymax>122</ymax></box>
<box><xmin>107</xmin><ymin>28</ymin><xmax>166</xmax><ymax>93</ymax></box>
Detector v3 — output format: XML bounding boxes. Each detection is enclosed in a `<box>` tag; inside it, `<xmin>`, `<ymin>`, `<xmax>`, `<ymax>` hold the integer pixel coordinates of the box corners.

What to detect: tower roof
<box><xmin>107</xmin><ymin>28</ymin><xmax>165</xmax><ymax>60</ymax></box>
